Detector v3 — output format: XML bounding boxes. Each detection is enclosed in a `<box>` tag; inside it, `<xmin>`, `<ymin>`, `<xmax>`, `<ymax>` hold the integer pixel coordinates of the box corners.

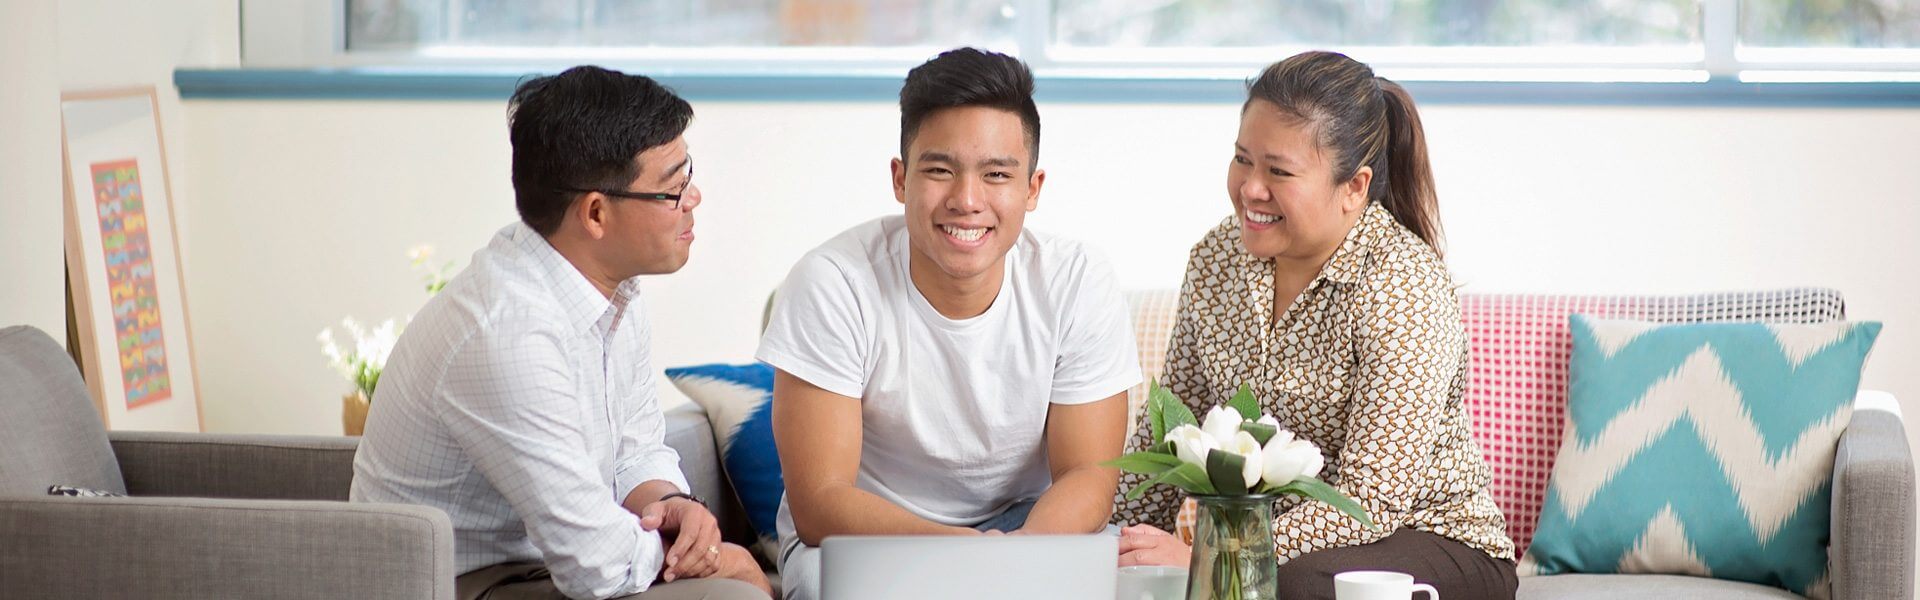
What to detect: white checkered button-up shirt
<box><xmin>351</xmin><ymin>222</ymin><xmax>690</xmax><ymax>599</ymax></box>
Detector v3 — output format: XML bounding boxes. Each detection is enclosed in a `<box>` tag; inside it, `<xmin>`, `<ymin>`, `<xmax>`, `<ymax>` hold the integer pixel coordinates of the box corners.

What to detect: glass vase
<box><xmin>1186</xmin><ymin>494</ymin><xmax>1278</xmax><ymax>600</ymax></box>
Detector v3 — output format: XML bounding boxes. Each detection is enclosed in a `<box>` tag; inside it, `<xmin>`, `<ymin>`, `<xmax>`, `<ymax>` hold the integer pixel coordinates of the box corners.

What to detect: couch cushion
<box><xmin>1457</xmin><ymin>288</ymin><xmax>1848</xmax><ymax>554</ymax></box>
<box><xmin>0</xmin><ymin>326</ymin><xmax>125</xmax><ymax>496</ymax></box>
<box><xmin>1519</xmin><ymin>317</ymin><xmax>1879</xmax><ymax>597</ymax></box>
<box><xmin>664</xmin><ymin>402</ymin><xmax>758</xmax><ymax>550</ymax></box>
<box><xmin>1518</xmin><ymin>574</ymin><xmax>1805</xmax><ymax>599</ymax></box>
<box><xmin>665</xmin><ymin>362</ymin><xmax>782</xmax><ymax>561</ymax></box>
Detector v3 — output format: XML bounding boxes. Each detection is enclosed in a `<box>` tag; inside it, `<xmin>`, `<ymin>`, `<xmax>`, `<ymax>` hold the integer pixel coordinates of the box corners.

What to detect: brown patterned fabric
<box><xmin>1111</xmin><ymin>203</ymin><xmax>1515</xmax><ymax>563</ymax></box>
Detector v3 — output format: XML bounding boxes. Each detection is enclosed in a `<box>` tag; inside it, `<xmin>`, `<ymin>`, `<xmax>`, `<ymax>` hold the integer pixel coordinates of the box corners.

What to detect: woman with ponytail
<box><xmin>1112</xmin><ymin>51</ymin><xmax>1517</xmax><ymax>599</ymax></box>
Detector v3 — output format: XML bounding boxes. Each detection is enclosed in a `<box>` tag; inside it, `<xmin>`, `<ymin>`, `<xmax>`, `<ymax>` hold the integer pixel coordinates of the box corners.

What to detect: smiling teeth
<box><xmin>1246</xmin><ymin>211</ymin><xmax>1281</xmax><ymax>224</ymax></box>
<box><xmin>942</xmin><ymin>225</ymin><xmax>987</xmax><ymax>241</ymax></box>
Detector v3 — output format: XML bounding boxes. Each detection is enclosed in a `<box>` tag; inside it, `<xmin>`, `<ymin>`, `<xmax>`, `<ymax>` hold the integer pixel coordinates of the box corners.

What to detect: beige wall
<box><xmin>0</xmin><ymin>0</ymin><xmax>66</xmax><ymax>342</ymax></box>
<box><xmin>180</xmin><ymin>99</ymin><xmax>1920</xmax><ymax>438</ymax></box>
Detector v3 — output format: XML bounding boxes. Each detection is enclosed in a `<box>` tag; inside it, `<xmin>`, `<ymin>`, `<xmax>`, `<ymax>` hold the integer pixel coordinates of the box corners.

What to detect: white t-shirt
<box><xmin>758</xmin><ymin>215</ymin><xmax>1142</xmax><ymax>528</ymax></box>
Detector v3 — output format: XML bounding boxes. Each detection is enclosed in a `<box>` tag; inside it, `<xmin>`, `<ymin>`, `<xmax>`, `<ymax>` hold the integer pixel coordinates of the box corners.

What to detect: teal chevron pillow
<box><xmin>1518</xmin><ymin>315</ymin><xmax>1881</xmax><ymax>597</ymax></box>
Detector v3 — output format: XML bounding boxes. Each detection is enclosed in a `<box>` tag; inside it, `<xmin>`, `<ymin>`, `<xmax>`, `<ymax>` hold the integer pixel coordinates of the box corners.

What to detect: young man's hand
<box><xmin>639</xmin><ymin>497</ymin><xmax>723</xmax><ymax>581</ymax></box>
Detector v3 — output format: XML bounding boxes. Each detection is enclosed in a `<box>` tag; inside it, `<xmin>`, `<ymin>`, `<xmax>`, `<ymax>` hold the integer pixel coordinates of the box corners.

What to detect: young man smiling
<box><xmin>756</xmin><ymin>48</ymin><xmax>1142</xmax><ymax>600</ymax></box>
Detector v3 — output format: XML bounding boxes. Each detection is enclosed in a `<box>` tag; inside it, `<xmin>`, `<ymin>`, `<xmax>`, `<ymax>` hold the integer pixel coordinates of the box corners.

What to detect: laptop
<box><xmin>821</xmin><ymin>534</ymin><xmax>1117</xmax><ymax>600</ymax></box>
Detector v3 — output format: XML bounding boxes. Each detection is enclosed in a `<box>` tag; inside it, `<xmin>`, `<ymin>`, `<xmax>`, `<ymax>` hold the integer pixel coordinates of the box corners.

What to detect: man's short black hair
<box><xmin>508</xmin><ymin>66</ymin><xmax>692</xmax><ymax>236</ymax></box>
<box><xmin>898</xmin><ymin>47</ymin><xmax>1040</xmax><ymax>171</ymax></box>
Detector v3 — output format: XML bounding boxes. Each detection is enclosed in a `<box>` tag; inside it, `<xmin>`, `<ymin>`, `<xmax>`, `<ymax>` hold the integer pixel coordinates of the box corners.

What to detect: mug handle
<box><xmin>1412</xmin><ymin>583</ymin><xmax>1439</xmax><ymax>600</ymax></box>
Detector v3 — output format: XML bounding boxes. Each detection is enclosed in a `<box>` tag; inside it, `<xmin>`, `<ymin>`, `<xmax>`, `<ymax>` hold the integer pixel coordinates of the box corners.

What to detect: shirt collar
<box><xmin>505</xmin><ymin>222</ymin><xmax>640</xmax><ymax>337</ymax></box>
<box><xmin>1316</xmin><ymin>202</ymin><xmax>1393</xmax><ymax>287</ymax></box>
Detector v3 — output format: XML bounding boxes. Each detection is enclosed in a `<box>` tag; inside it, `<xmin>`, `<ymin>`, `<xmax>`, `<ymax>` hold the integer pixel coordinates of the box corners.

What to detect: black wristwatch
<box><xmin>661</xmin><ymin>492</ymin><xmax>706</xmax><ymax>507</ymax></box>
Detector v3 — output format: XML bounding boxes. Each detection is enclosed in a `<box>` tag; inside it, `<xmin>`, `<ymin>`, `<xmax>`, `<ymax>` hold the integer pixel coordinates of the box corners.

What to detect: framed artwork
<box><xmin>60</xmin><ymin>87</ymin><xmax>203</xmax><ymax>432</ymax></box>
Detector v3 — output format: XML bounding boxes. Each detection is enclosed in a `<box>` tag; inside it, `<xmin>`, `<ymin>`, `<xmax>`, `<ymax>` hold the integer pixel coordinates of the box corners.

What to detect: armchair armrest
<box><xmin>1832</xmin><ymin>390</ymin><xmax>1914</xmax><ymax>600</ymax></box>
<box><xmin>0</xmin><ymin>495</ymin><xmax>453</xmax><ymax>600</ymax></box>
<box><xmin>109</xmin><ymin>431</ymin><xmax>359</xmax><ymax>501</ymax></box>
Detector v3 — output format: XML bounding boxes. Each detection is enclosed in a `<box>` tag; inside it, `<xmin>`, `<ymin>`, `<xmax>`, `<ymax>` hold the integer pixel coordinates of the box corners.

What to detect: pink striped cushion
<box><xmin>1460</xmin><ymin>289</ymin><xmax>1845</xmax><ymax>554</ymax></box>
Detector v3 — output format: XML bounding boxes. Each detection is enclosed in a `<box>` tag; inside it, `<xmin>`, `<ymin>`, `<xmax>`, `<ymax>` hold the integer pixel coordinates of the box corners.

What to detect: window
<box><xmin>258</xmin><ymin>0</ymin><xmax>1920</xmax><ymax>83</ymax></box>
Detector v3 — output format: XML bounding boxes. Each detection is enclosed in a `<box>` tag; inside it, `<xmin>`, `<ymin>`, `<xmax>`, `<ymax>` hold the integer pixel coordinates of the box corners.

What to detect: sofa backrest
<box><xmin>0</xmin><ymin>326</ymin><xmax>126</xmax><ymax>496</ymax></box>
<box><xmin>1121</xmin><ymin>288</ymin><xmax>1848</xmax><ymax>554</ymax></box>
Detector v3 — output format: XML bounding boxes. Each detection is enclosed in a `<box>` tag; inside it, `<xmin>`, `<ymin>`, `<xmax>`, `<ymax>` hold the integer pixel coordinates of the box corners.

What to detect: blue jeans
<box><xmin>971</xmin><ymin>498</ymin><xmax>1037</xmax><ymax>533</ymax></box>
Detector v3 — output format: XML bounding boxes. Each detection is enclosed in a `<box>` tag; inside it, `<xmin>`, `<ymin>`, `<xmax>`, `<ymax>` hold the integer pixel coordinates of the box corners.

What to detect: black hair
<box><xmin>507</xmin><ymin>65</ymin><xmax>693</xmax><ymax>236</ymax></box>
<box><xmin>899</xmin><ymin>47</ymin><xmax>1040</xmax><ymax>171</ymax></box>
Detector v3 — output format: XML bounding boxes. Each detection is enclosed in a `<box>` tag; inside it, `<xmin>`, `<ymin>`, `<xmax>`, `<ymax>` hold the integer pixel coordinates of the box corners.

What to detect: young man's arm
<box><xmin>773</xmin><ymin>369</ymin><xmax>979</xmax><ymax>545</ymax></box>
<box><xmin>1018</xmin><ymin>391</ymin><xmax>1128</xmax><ymax>533</ymax></box>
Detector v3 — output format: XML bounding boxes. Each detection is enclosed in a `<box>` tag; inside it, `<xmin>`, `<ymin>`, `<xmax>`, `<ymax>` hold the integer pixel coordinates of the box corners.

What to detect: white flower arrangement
<box><xmin>317</xmin><ymin>316</ymin><xmax>398</xmax><ymax>399</ymax></box>
<box><xmin>317</xmin><ymin>244</ymin><xmax>455</xmax><ymax>400</ymax></box>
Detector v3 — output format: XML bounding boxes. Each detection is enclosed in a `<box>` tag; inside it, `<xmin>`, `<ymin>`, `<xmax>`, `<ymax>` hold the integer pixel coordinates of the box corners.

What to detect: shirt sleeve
<box><xmin>615</xmin><ymin>305</ymin><xmax>690</xmax><ymax>506</ymax></box>
<box><xmin>437</xmin><ymin>317</ymin><xmax>666</xmax><ymax>600</ymax></box>
<box><xmin>1269</xmin><ymin>277</ymin><xmax>1465</xmax><ymax>560</ymax></box>
<box><xmin>756</xmin><ymin>252</ymin><xmax>868</xmax><ymax>398</ymax></box>
<box><xmin>1050</xmin><ymin>247</ymin><xmax>1143</xmax><ymax>405</ymax></box>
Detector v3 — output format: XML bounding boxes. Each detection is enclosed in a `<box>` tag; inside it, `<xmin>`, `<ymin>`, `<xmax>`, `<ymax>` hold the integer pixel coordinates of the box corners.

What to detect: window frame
<box><xmin>234</xmin><ymin>0</ymin><xmax>1920</xmax><ymax>89</ymax></box>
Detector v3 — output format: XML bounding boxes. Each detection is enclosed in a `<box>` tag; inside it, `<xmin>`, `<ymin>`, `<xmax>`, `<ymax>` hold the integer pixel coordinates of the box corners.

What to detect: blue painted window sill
<box><xmin>174</xmin><ymin>68</ymin><xmax>1920</xmax><ymax>107</ymax></box>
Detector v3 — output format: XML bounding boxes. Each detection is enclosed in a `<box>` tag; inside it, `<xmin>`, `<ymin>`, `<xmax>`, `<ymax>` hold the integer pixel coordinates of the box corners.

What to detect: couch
<box><xmin>0</xmin><ymin>325</ymin><xmax>456</xmax><ymax>599</ymax></box>
<box><xmin>668</xmin><ymin>288</ymin><xmax>1913</xmax><ymax>599</ymax></box>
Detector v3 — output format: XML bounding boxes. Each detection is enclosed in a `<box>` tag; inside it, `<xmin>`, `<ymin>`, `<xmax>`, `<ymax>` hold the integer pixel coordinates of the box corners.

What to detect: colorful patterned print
<box><xmin>90</xmin><ymin>159</ymin><xmax>172</xmax><ymax>409</ymax></box>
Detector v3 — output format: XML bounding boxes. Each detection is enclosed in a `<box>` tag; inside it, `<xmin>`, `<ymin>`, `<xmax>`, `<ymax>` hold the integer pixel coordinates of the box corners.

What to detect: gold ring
<box><xmin>707</xmin><ymin>545</ymin><xmax>719</xmax><ymax>556</ymax></box>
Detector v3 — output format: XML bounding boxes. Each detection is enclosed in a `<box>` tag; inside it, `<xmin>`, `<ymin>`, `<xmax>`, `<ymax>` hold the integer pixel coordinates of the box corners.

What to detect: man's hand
<box><xmin>1118</xmin><ymin>524</ymin><xmax>1191</xmax><ymax>567</ymax></box>
<box><xmin>639</xmin><ymin>497</ymin><xmax>723</xmax><ymax>581</ymax></box>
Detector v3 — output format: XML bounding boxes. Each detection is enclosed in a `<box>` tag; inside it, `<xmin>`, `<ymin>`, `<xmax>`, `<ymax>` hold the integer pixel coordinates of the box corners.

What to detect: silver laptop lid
<box><xmin>821</xmin><ymin>534</ymin><xmax>1117</xmax><ymax>600</ymax></box>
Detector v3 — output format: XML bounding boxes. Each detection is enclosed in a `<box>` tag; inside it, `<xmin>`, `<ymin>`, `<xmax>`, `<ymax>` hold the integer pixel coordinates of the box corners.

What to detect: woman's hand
<box><xmin>1117</xmin><ymin>524</ymin><xmax>1191</xmax><ymax>567</ymax></box>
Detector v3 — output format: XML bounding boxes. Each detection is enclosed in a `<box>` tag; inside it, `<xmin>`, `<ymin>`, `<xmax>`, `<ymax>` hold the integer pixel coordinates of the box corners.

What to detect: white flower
<box><xmin>407</xmin><ymin>244</ymin><xmax>435</xmax><ymax>263</ymax></box>
<box><xmin>1201</xmin><ymin>405</ymin><xmax>1244</xmax><ymax>444</ymax></box>
<box><xmin>1260</xmin><ymin>433</ymin><xmax>1325</xmax><ymax>487</ymax></box>
<box><xmin>1256</xmin><ymin>414</ymin><xmax>1281</xmax><ymax>429</ymax></box>
<box><xmin>1221</xmin><ymin>431</ymin><xmax>1265</xmax><ymax>489</ymax></box>
<box><xmin>1168</xmin><ymin>424</ymin><xmax>1218</xmax><ymax>468</ymax></box>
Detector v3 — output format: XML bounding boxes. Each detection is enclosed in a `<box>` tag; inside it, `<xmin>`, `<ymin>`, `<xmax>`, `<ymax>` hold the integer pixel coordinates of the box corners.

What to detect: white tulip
<box><xmin>1261</xmin><ymin>436</ymin><xmax>1325</xmax><ymax>487</ymax></box>
<box><xmin>1167</xmin><ymin>424</ymin><xmax>1218</xmax><ymax>468</ymax></box>
<box><xmin>1201</xmin><ymin>406</ymin><xmax>1244</xmax><ymax>445</ymax></box>
<box><xmin>1222</xmin><ymin>431</ymin><xmax>1265</xmax><ymax>489</ymax></box>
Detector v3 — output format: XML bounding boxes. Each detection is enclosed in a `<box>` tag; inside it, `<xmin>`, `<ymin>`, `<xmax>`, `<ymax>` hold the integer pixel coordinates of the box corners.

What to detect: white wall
<box><xmin>0</xmin><ymin>0</ymin><xmax>66</xmax><ymax>342</ymax></box>
<box><xmin>56</xmin><ymin>0</ymin><xmax>242</xmax><ymax>259</ymax></box>
<box><xmin>181</xmin><ymin>99</ymin><xmax>1920</xmax><ymax>439</ymax></box>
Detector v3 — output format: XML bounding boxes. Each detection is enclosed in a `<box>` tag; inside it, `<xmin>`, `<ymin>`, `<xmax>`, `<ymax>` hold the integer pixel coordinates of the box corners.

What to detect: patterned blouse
<box><xmin>1111</xmin><ymin>203</ymin><xmax>1515</xmax><ymax>562</ymax></box>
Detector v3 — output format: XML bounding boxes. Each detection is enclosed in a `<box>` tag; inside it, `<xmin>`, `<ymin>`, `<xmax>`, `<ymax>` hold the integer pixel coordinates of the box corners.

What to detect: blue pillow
<box><xmin>665</xmin><ymin>362</ymin><xmax>782</xmax><ymax>558</ymax></box>
<box><xmin>1519</xmin><ymin>315</ymin><xmax>1881</xmax><ymax>597</ymax></box>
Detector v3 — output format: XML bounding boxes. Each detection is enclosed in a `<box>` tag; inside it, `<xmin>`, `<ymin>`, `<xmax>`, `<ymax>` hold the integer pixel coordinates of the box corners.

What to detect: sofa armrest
<box><xmin>1832</xmin><ymin>390</ymin><xmax>1914</xmax><ymax>600</ymax></box>
<box><xmin>0</xmin><ymin>495</ymin><xmax>453</xmax><ymax>600</ymax></box>
<box><xmin>109</xmin><ymin>431</ymin><xmax>359</xmax><ymax>501</ymax></box>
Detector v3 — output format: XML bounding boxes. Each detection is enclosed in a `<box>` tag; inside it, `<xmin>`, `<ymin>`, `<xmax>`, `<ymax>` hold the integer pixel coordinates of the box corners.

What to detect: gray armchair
<box><xmin>0</xmin><ymin>325</ymin><xmax>455</xmax><ymax>599</ymax></box>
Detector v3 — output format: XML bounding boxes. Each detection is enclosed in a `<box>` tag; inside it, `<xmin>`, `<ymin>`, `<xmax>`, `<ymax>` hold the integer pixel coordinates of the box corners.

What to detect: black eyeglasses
<box><xmin>561</xmin><ymin>156</ymin><xmax>694</xmax><ymax>210</ymax></box>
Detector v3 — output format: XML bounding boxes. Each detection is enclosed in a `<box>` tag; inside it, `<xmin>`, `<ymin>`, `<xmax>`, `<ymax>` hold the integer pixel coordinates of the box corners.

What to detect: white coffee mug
<box><xmin>1333</xmin><ymin>570</ymin><xmax>1438</xmax><ymax>600</ymax></box>
<box><xmin>1114</xmin><ymin>565</ymin><xmax>1188</xmax><ymax>600</ymax></box>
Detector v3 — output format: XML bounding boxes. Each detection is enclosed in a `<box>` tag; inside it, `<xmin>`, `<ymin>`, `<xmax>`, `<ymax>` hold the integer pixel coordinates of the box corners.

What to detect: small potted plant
<box><xmin>1108</xmin><ymin>382</ymin><xmax>1375</xmax><ymax>600</ymax></box>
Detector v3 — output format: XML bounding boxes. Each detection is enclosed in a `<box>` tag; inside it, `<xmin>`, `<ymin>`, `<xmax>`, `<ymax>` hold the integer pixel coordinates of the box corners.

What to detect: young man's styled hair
<box><xmin>898</xmin><ymin>47</ymin><xmax>1041</xmax><ymax>171</ymax></box>
<box><xmin>507</xmin><ymin>66</ymin><xmax>693</xmax><ymax>236</ymax></box>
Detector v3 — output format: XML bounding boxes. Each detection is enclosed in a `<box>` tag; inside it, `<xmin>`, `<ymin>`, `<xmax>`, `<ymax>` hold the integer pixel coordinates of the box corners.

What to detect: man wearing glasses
<box><xmin>352</xmin><ymin>66</ymin><xmax>770</xmax><ymax>599</ymax></box>
<box><xmin>758</xmin><ymin>48</ymin><xmax>1141</xmax><ymax>600</ymax></box>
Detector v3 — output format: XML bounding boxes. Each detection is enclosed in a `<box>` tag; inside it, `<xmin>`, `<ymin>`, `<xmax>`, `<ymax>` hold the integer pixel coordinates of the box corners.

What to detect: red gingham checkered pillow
<box><xmin>1460</xmin><ymin>288</ymin><xmax>1845</xmax><ymax>554</ymax></box>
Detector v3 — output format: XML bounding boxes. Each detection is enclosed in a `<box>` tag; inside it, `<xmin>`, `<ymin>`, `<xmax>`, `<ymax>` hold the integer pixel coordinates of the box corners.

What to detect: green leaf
<box><xmin>1104</xmin><ymin>452</ymin><xmax>1184</xmax><ymax>475</ymax></box>
<box><xmin>1159</xmin><ymin>388</ymin><xmax>1200</xmax><ymax>435</ymax></box>
<box><xmin>1123</xmin><ymin>461</ymin><xmax>1215</xmax><ymax>500</ymax></box>
<box><xmin>1272</xmin><ymin>478</ymin><xmax>1377</xmax><ymax>531</ymax></box>
<box><xmin>1227</xmin><ymin>383</ymin><xmax>1260</xmax><ymax>421</ymax></box>
<box><xmin>1147</xmin><ymin>380</ymin><xmax>1176</xmax><ymax>444</ymax></box>
<box><xmin>1206</xmin><ymin>450</ymin><xmax>1249</xmax><ymax>495</ymax></box>
<box><xmin>1160</xmin><ymin>462</ymin><xmax>1216</xmax><ymax>496</ymax></box>
<box><xmin>1240</xmin><ymin>421</ymin><xmax>1278</xmax><ymax>447</ymax></box>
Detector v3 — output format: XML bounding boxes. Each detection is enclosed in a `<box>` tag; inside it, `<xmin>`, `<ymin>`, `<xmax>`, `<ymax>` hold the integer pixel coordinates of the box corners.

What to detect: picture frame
<box><xmin>60</xmin><ymin>86</ymin><xmax>204</xmax><ymax>432</ymax></box>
